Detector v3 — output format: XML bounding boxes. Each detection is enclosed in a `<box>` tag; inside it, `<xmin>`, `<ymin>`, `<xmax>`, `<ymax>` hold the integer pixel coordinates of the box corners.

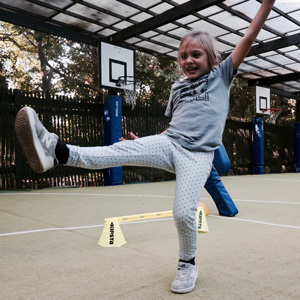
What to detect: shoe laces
<box><xmin>176</xmin><ymin>265</ymin><xmax>190</xmax><ymax>280</ymax></box>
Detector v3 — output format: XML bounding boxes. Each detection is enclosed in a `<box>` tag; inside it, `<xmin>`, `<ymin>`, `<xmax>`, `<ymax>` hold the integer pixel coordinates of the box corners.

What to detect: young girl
<box><xmin>15</xmin><ymin>0</ymin><xmax>275</xmax><ymax>294</ymax></box>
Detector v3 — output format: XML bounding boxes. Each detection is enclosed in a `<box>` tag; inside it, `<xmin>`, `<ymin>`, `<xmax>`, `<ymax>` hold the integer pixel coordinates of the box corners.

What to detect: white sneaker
<box><xmin>15</xmin><ymin>107</ymin><xmax>58</xmax><ymax>173</ymax></box>
<box><xmin>171</xmin><ymin>262</ymin><xmax>198</xmax><ymax>294</ymax></box>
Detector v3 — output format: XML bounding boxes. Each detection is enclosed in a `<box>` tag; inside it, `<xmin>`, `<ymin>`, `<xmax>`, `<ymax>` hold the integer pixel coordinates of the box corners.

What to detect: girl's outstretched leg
<box><xmin>15</xmin><ymin>107</ymin><xmax>175</xmax><ymax>174</ymax></box>
<box><xmin>65</xmin><ymin>135</ymin><xmax>175</xmax><ymax>171</ymax></box>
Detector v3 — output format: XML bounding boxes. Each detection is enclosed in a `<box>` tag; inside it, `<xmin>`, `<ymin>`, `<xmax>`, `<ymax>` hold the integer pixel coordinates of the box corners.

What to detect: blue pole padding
<box><xmin>253</xmin><ymin>117</ymin><xmax>264</xmax><ymax>174</ymax></box>
<box><xmin>203</xmin><ymin>143</ymin><xmax>238</xmax><ymax>216</ymax></box>
<box><xmin>103</xmin><ymin>94</ymin><xmax>123</xmax><ymax>186</ymax></box>
<box><xmin>213</xmin><ymin>143</ymin><xmax>231</xmax><ymax>175</ymax></box>
<box><xmin>204</xmin><ymin>166</ymin><xmax>238</xmax><ymax>217</ymax></box>
<box><xmin>294</xmin><ymin>123</ymin><xmax>300</xmax><ymax>172</ymax></box>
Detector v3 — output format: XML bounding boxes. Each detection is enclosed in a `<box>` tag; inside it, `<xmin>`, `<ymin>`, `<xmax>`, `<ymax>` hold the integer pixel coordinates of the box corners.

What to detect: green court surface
<box><xmin>1</xmin><ymin>173</ymin><xmax>300</xmax><ymax>300</ymax></box>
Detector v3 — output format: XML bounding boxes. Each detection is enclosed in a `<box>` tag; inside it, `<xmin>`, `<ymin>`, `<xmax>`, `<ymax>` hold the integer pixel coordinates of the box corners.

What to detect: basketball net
<box><xmin>117</xmin><ymin>76</ymin><xmax>141</xmax><ymax>109</ymax></box>
<box><xmin>262</xmin><ymin>109</ymin><xmax>282</xmax><ymax>124</ymax></box>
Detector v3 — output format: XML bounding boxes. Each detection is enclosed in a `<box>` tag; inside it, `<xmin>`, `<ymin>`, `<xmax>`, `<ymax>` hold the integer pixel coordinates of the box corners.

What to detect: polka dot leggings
<box><xmin>66</xmin><ymin>134</ymin><xmax>213</xmax><ymax>260</ymax></box>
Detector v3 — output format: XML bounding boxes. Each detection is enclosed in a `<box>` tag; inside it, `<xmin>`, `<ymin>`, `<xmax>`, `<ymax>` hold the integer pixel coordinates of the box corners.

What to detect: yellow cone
<box><xmin>198</xmin><ymin>202</ymin><xmax>209</xmax><ymax>216</ymax></box>
<box><xmin>98</xmin><ymin>218</ymin><xmax>127</xmax><ymax>247</ymax></box>
<box><xmin>197</xmin><ymin>207</ymin><xmax>209</xmax><ymax>233</ymax></box>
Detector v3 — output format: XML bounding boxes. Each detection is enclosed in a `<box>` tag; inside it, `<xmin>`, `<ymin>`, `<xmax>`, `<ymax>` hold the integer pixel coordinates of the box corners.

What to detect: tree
<box><xmin>0</xmin><ymin>22</ymin><xmax>99</xmax><ymax>98</ymax></box>
<box><xmin>136</xmin><ymin>51</ymin><xmax>180</xmax><ymax>106</ymax></box>
<box><xmin>0</xmin><ymin>50</ymin><xmax>8</xmax><ymax>88</ymax></box>
<box><xmin>0</xmin><ymin>22</ymin><xmax>40</xmax><ymax>91</ymax></box>
<box><xmin>229</xmin><ymin>77</ymin><xmax>255</xmax><ymax>121</ymax></box>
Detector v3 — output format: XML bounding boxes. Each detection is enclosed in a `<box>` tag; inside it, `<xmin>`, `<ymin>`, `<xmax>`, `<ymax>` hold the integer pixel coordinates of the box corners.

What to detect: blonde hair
<box><xmin>178</xmin><ymin>31</ymin><xmax>221</xmax><ymax>69</ymax></box>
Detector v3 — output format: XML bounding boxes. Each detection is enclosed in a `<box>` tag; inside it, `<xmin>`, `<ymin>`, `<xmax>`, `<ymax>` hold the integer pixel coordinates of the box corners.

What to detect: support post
<box><xmin>103</xmin><ymin>94</ymin><xmax>123</xmax><ymax>185</ymax></box>
<box><xmin>253</xmin><ymin>117</ymin><xmax>264</xmax><ymax>174</ymax></box>
<box><xmin>294</xmin><ymin>123</ymin><xmax>300</xmax><ymax>172</ymax></box>
<box><xmin>296</xmin><ymin>101</ymin><xmax>300</xmax><ymax>123</ymax></box>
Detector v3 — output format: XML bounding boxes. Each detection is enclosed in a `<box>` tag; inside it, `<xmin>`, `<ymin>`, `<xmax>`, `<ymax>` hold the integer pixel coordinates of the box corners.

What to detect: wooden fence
<box><xmin>0</xmin><ymin>88</ymin><xmax>295</xmax><ymax>190</ymax></box>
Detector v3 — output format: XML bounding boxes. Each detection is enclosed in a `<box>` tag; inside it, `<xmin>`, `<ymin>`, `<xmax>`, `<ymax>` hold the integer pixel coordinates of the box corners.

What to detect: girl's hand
<box><xmin>119</xmin><ymin>132</ymin><xmax>139</xmax><ymax>141</ymax></box>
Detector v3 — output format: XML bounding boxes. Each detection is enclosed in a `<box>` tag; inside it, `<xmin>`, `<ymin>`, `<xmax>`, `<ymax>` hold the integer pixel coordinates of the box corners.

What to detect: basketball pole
<box><xmin>253</xmin><ymin>117</ymin><xmax>265</xmax><ymax>174</ymax></box>
<box><xmin>98</xmin><ymin>41</ymin><xmax>136</xmax><ymax>185</ymax></box>
<box><xmin>103</xmin><ymin>93</ymin><xmax>123</xmax><ymax>186</ymax></box>
<box><xmin>253</xmin><ymin>85</ymin><xmax>269</xmax><ymax>175</ymax></box>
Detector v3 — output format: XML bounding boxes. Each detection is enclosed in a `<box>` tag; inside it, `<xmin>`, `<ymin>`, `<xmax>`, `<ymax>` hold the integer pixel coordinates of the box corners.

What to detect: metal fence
<box><xmin>0</xmin><ymin>88</ymin><xmax>295</xmax><ymax>190</ymax></box>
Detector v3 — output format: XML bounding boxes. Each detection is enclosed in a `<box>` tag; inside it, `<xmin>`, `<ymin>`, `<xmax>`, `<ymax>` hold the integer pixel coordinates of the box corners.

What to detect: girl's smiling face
<box><xmin>178</xmin><ymin>39</ymin><xmax>210</xmax><ymax>81</ymax></box>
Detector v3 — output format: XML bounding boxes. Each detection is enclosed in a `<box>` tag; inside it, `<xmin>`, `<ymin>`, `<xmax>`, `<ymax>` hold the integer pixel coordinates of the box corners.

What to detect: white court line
<box><xmin>228</xmin><ymin>199</ymin><xmax>300</xmax><ymax>205</ymax></box>
<box><xmin>243</xmin><ymin>177</ymin><xmax>300</xmax><ymax>182</ymax></box>
<box><xmin>0</xmin><ymin>192</ymin><xmax>173</xmax><ymax>198</ymax></box>
<box><xmin>0</xmin><ymin>218</ymin><xmax>173</xmax><ymax>237</ymax></box>
<box><xmin>1</xmin><ymin>192</ymin><xmax>299</xmax><ymax>205</ymax></box>
<box><xmin>1</xmin><ymin>214</ymin><xmax>299</xmax><ymax>237</ymax></box>
<box><xmin>1</xmin><ymin>192</ymin><xmax>299</xmax><ymax>236</ymax></box>
<box><xmin>0</xmin><ymin>224</ymin><xmax>104</xmax><ymax>236</ymax></box>
<box><xmin>210</xmin><ymin>215</ymin><xmax>300</xmax><ymax>229</ymax></box>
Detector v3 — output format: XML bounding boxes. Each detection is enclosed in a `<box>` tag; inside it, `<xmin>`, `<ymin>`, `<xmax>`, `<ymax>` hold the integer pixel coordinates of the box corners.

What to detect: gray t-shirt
<box><xmin>165</xmin><ymin>55</ymin><xmax>236</xmax><ymax>152</ymax></box>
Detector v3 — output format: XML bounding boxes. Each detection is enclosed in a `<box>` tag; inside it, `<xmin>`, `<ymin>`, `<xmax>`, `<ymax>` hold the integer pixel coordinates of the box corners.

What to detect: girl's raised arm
<box><xmin>232</xmin><ymin>0</ymin><xmax>276</xmax><ymax>71</ymax></box>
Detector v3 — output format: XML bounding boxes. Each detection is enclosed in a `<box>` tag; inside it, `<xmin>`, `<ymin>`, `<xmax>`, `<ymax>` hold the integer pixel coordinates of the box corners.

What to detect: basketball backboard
<box><xmin>99</xmin><ymin>41</ymin><xmax>135</xmax><ymax>91</ymax></box>
<box><xmin>255</xmin><ymin>86</ymin><xmax>271</xmax><ymax>116</ymax></box>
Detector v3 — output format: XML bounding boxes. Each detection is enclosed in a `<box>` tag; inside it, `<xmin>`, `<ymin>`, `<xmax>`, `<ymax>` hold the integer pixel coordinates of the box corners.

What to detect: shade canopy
<box><xmin>0</xmin><ymin>0</ymin><xmax>299</xmax><ymax>100</ymax></box>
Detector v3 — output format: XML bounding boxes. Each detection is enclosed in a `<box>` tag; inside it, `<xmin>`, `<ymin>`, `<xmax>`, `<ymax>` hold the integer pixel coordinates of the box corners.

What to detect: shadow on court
<box><xmin>1</xmin><ymin>173</ymin><xmax>300</xmax><ymax>300</ymax></box>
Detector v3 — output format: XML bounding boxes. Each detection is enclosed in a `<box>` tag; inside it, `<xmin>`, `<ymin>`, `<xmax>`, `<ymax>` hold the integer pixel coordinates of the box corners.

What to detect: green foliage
<box><xmin>229</xmin><ymin>77</ymin><xmax>255</xmax><ymax>121</ymax></box>
<box><xmin>0</xmin><ymin>22</ymin><xmax>38</xmax><ymax>90</ymax></box>
<box><xmin>0</xmin><ymin>22</ymin><xmax>98</xmax><ymax>97</ymax></box>
<box><xmin>270</xmin><ymin>93</ymin><xmax>296</xmax><ymax>124</ymax></box>
<box><xmin>136</xmin><ymin>51</ymin><xmax>180</xmax><ymax>105</ymax></box>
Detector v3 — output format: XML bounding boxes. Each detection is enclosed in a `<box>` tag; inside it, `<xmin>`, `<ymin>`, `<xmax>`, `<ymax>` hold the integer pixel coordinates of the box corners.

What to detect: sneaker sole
<box><xmin>171</xmin><ymin>281</ymin><xmax>197</xmax><ymax>294</ymax></box>
<box><xmin>15</xmin><ymin>107</ymin><xmax>46</xmax><ymax>173</ymax></box>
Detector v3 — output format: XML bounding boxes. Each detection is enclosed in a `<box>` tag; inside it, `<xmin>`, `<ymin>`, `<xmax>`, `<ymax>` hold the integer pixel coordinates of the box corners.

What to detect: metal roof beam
<box><xmin>269</xmin><ymin>87</ymin><xmax>300</xmax><ymax>101</ymax></box>
<box><xmin>0</xmin><ymin>8</ymin><xmax>98</xmax><ymax>46</ymax></box>
<box><xmin>249</xmin><ymin>72</ymin><xmax>300</xmax><ymax>86</ymax></box>
<box><xmin>248</xmin><ymin>73</ymin><xmax>300</xmax><ymax>100</ymax></box>
<box><xmin>248</xmin><ymin>33</ymin><xmax>300</xmax><ymax>57</ymax></box>
<box><xmin>222</xmin><ymin>32</ymin><xmax>300</xmax><ymax>59</ymax></box>
<box><xmin>108</xmin><ymin>0</ymin><xmax>225</xmax><ymax>43</ymax></box>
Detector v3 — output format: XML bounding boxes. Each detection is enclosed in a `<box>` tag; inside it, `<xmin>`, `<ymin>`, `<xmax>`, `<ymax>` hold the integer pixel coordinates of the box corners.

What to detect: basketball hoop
<box><xmin>117</xmin><ymin>76</ymin><xmax>141</xmax><ymax>109</ymax></box>
<box><xmin>261</xmin><ymin>108</ymin><xmax>282</xmax><ymax>124</ymax></box>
